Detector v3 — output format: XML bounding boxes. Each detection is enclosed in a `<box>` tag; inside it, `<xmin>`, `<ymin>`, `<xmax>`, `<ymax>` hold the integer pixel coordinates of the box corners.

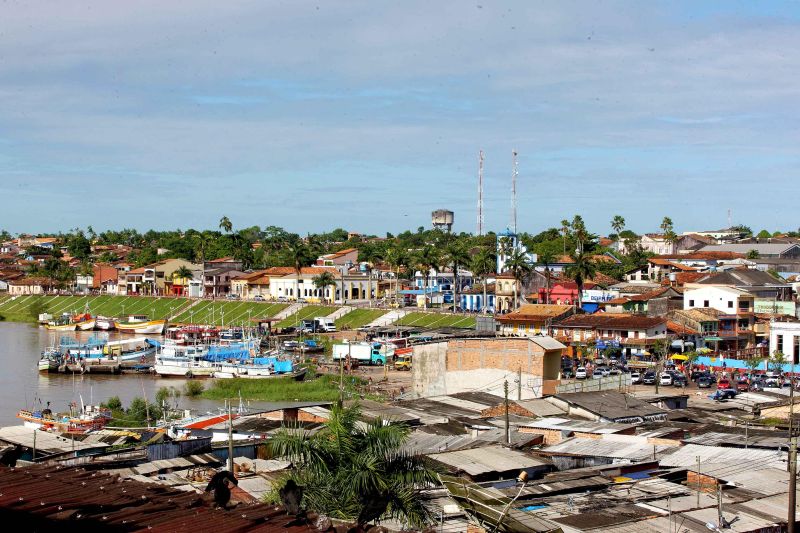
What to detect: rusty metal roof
<box><xmin>0</xmin><ymin>465</ymin><xmax>323</xmax><ymax>532</ymax></box>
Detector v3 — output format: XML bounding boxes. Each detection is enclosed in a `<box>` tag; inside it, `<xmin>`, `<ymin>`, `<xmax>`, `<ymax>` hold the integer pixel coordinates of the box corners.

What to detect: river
<box><xmin>0</xmin><ymin>321</ymin><xmax>230</xmax><ymax>426</ymax></box>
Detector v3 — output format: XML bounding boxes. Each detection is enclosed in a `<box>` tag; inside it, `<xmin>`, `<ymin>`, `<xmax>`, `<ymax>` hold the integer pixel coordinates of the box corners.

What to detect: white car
<box><xmin>630</xmin><ymin>372</ymin><xmax>641</xmax><ymax>384</ymax></box>
<box><xmin>575</xmin><ymin>367</ymin><xmax>587</xmax><ymax>379</ymax></box>
<box><xmin>592</xmin><ymin>370</ymin><xmax>604</xmax><ymax>379</ymax></box>
<box><xmin>659</xmin><ymin>373</ymin><xmax>674</xmax><ymax>386</ymax></box>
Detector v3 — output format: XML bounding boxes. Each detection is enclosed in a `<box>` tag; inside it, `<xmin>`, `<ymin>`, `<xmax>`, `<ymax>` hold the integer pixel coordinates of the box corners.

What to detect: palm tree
<box><xmin>571</xmin><ymin>215</ymin><xmax>588</xmax><ymax>254</ymax></box>
<box><xmin>286</xmin><ymin>239</ymin><xmax>313</xmax><ymax>300</ymax></box>
<box><xmin>383</xmin><ymin>245</ymin><xmax>408</xmax><ymax>306</ymax></box>
<box><xmin>611</xmin><ymin>215</ymin><xmax>625</xmax><ymax>236</ymax></box>
<box><xmin>413</xmin><ymin>247</ymin><xmax>441</xmax><ymax>310</ymax></box>
<box><xmin>565</xmin><ymin>250</ymin><xmax>597</xmax><ymax>309</ymax></box>
<box><xmin>504</xmin><ymin>249</ymin><xmax>532</xmax><ymax>309</ymax></box>
<box><xmin>312</xmin><ymin>271</ymin><xmax>337</xmax><ymax>304</ymax></box>
<box><xmin>537</xmin><ymin>249</ymin><xmax>557</xmax><ymax>305</ymax></box>
<box><xmin>444</xmin><ymin>242</ymin><xmax>470</xmax><ymax>312</ymax></box>
<box><xmin>660</xmin><ymin>216</ymin><xmax>673</xmax><ymax>235</ymax></box>
<box><xmin>470</xmin><ymin>247</ymin><xmax>496</xmax><ymax>313</ymax></box>
<box><xmin>219</xmin><ymin>216</ymin><xmax>233</xmax><ymax>234</ymax></box>
<box><xmin>173</xmin><ymin>266</ymin><xmax>195</xmax><ymax>296</ymax></box>
<box><xmin>560</xmin><ymin>219</ymin><xmax>570</xmax><ymax>254</ymax></box>
<box><xmin>268</xmin><ymin>403</ymin><xmax>437</xmax><ymax>528</ymax></box>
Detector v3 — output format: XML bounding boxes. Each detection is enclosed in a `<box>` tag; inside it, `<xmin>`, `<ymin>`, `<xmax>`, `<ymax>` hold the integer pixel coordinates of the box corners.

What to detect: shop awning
<box><xmin>671</xmin><ymin>354</ymin><xmax>688</xmax><ymax>361</ymax></box>
<box><xmin>704</xmin><ymin>336</ymin><xmax>723</xmax><ymax>341</ymax></box>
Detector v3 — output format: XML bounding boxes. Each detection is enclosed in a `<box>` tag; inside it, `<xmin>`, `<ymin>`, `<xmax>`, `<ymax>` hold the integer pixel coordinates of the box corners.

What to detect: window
<box><xmin>727</xmin><ymin>301</ymin><xmax>733</xmax><ymax>308</ymax></box>
<box><xmin>795</xmin><ymin>336</ymin><xmax>800</xmax><ymax>365</ymax></box>
<box><xmin>689</xmin><ymin>300</ymin><xmax>695</xmax><ymax>307</ymax></box>
<box><xmin>703</xmin><ymin>300</ymin><xmax>709</xmax><ymax>307</ymax></box>
<box><xmin>777</xmin><ymin>335</ymin><xmax>784</xmax><ymax>353</ymax></box>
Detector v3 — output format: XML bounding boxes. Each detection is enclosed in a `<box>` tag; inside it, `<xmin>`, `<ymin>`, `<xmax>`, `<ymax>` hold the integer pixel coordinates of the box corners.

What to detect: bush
<box><xmin>155</xmin><ymin>386</ymin><xmax>181</xmax><ymax>406</ymax></box>
<box><xmin>105</xmin><ymin>396</ymin><xmax>123</xmax><ymax>410</ymax></box>
<box><xmin>184</xmin><ymin>380</ymin><xmax>204</xmax><ymax>397</ymax></box>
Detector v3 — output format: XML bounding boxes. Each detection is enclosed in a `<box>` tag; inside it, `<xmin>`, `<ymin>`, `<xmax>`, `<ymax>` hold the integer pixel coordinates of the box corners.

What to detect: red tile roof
<box><xmin>667</xmin><ymin>320</ymin><xmax>699</xmax><ymax>335</ymax></box>
<box><xmin>657</xmin><ymin>252</ymin><xmax>744</xmax><ymax>260</ymax></box>
<box><xmin>555</xmin><ymin>313</ymin><xmax>666</xmax><ymax>330</ymax></box>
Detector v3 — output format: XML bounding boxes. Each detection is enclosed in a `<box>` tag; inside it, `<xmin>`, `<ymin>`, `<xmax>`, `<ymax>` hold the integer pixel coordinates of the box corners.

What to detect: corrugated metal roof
<box><xmin>0</xmin><ymin>426</ymin><xmax>108</xmax><ymax>454</ymax></box>
<box><xmin>660</xmin><ymin>443</ymin><xmax>787</xmax><ymax>470</ymax></box>
<box><xmin>429</xmin><ymin>444</ymin><xmax>550</xmax><ymax>476</ymax></box>
<box><xmin>682</xmin><ymin>431</ymin><xmax>787</xmax><ymax>449</ymax></box>
<box><xmin>518</xmin><ymin>417</ymin><xmax>635</xmax><ymax>434</ymax></box>
<box><xmin>539</xmin><ymin>437</ymin><xmax>675</xmax><ymax>461</ymax></box>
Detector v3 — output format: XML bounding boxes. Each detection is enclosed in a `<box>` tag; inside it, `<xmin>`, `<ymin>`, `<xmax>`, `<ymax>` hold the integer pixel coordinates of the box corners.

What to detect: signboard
<box><xmin>754</xmin><ymin>299</ymin><xmax>797</xmax><ymax>316</ymax></box>
<box><xmin>581</xmin><ymin>290</ymin><xmax>618</xmax><ymax>303</ymax></box>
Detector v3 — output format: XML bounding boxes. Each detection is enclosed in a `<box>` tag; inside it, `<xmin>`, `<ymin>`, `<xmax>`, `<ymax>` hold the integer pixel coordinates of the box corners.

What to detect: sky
<box><xmin>1</xmin><ymin>1</ymin><xmax>799</xmax><ymax>237</ymax></box>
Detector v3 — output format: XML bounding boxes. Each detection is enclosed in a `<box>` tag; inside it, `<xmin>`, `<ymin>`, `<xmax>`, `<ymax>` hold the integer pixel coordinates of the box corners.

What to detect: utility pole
<box><xmin>511</xmin><ymin>150</ymin><xmax>518</xmax><ymax>235</ymax></box>
<box><xmin>790</xmin><ymin>437</ymin><xmax>797</xmax><ymax>533</ymax></box>
<box><xmin>504</xmin><ymin>380</ymin><xmax>510</xmax><ymax>444</ymax></box>
<box><xmin>517</xmin><ymin>367</ymin><xmax>522</xmax><ymax>401</ymax></box>
<box><xmin>32</xmin><ymin>430</ymin><xmax>36</xmax><ymax>462</ymax></box>
<box><xmin>717</xmin><ymin>483</ymin><xmax>723</xmax><ymax>530</ymax></box>
<box><xmin>477</xmin><ymin>150</ymin><xmax>484</xmax><ymax>236</ymax></box>
<box><xmin>227</xmin><ymin>400</ymin><xmax>234</xmax><ymax>473</ymax></box>
<box><xmin>696</xmin><ymin>455</ymin><xmax>701</xmax><ymax>509</ymax></box>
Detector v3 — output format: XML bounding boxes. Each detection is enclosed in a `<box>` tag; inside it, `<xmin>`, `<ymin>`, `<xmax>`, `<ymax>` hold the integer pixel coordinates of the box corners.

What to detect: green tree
<box><xmin>413</xmin><ymin>246</ymin><xmax>441</xmax><ymax>310</ymax></box>
<box><xmin>443</xmin><ymin>242</ymin><xmax>470</xmax><ymax>311</ymax></box>
<box><xmin>746</xmin><ymin>249</ymin><xmax>760</xmax><ymax>259</ymax></box>
<box><xmin>565</xmin><ymin>251</ymin><xmax>597</xmax><ymax>309</ymax></box>
<box><xmin>769</xmin><ymin>351</ymin><xmax>786</xmax><ymax>374</ymax></box>
<box><xmin>219</xmin><ymin>216</ymin><xmax>233</xmax><ymax>234</ymax></box>
<box><xmin>504</xmin><ymin>249</ymin><xmax>532</xmax><ymax>309</ymax></box>
<box><xmin>470</xmin><ymin>247</ymin><xmax>496</xmax><ymax>314</ymax></box>
<box><xmin>383</xmin><ymin>244</ymin><xmax>408</xmax><ymax>306</ymax></box>
<box><xmin>537</xmin><ymin>249</ymin><xmax>557</xmax><ymax>304</ymax></box>
<box><xmin>173</xmin><ymin>266</ymin><xmax>194</xmax><ymax>281</ymax></box>
<box><xmin>560</xmin><ymin>219</ymin><xmax>570</xmax><ymax>254</ymax></box>
<box><xmin>611</xmin><ymin>215</ymin><xmax>626</xmax><ymax>236</ymax></box>
<box><xmin>268</xmin><ymin>403</ymin><xmax>437</xmax><ymax>528</ymax></box>
<box><xmin>756</xmin><ymin>229</ymin><xmax>772</xmax><ymax>239</ymax></box>
<box><xmin>286</xmin><ymin>239</ymin><xmax>314</xmax><ymax>299</ymax></box>
<box><xmin>745</xmin><ymin>356</ymin><xmax>765</xmax><ymax>375</ymax></box>
<box><xmin>313</xmin><ymin>271</ymin><xmax>337</xmax><ymax>304</ymax></box>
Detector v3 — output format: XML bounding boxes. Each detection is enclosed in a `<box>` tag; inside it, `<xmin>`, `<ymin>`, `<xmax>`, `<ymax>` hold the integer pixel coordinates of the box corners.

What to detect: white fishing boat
<box><xmin>103</xmin><ymin>337</ymin><xmax>158</xmax><ymax>362</ymax></box>
<box><xmin>95</xmin><ymin>316</ymin><xmax>116</xmax><ymax>331</ymax></box>
<box><xmin>38</xmin><ymin>348</ymin><xmax>62</xmax><ymax>372</ymax></box>
<box><xmin>154</xmin><ymin>341</ymin><xmax>215</xmax><ymax>377</ymax></box>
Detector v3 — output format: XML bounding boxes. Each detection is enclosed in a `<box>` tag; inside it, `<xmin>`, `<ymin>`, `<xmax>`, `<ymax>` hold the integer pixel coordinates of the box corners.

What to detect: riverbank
<box><xmin>200</xmin><ymin>372</ymin><xmax>375</xmax><ymax>402</ymax></box>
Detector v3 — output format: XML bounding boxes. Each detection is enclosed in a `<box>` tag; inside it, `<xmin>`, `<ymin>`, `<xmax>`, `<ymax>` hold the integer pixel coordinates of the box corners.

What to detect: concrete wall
<box><xmin>412</xmin><ymin>338</ymin><xmax>562</xmax><ymax>399</ymax></box>
<box><xmin>556</xmin><ymin>374</ymin><xmax>632</xmax><ymax>394</ymax></box>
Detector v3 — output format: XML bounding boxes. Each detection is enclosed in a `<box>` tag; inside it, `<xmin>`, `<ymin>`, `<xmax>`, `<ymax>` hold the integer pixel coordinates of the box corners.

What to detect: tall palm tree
<box><xmin>611</xmin><ymin>215</ymin><xmax>625</xmax><ymax>236</ymax></box>
<box><xmin>218</xmin><ymin>216</ymin><xmax>233</xmax><ymax>234</ymax></box>
<box><xmin>383</xmin><ymin>245</ymin><xmax>408</xmax><ymax>307</ymax></box>
<box><xmin>268</xmin><ymin>403</ymin><xmax>437</xmax><ymax>528</ymax></box>
<box><xmin>565</xmin><ymin>251</ymin><xmax>597</xmax><ymax>310</ymax></box>
<box><xmin>504</xmin><ymin>249</ymin><xmax>533</xmax><ymax>309</ymax></box>
<box><xmin>571</xmin><ymin>215</ymin><xmax>588</xmax><ymax>254</ymax></box>
<box><xmin>312</xmin><ymin>271</ymin><xmax>337</xmax><ymax>304</ymax></box>
<box><xmin>537</xmin><ymin>249</ymin><xmax>557</xmax><ymax>305</ymax></box>
<box><xmin>470</xmin><ymin>247</ymin><xmax>496</xmax><ymax>314</ymax></box>
<box><xmin>286</xmin><ymin>240</ymin><xmax>313</xmax><ymax>300</ymax></box>
<box><xmin>173</xmin><ymin>266</ymin><xmax>195</xmax><ymax>296</ymax></box>
<box><xmin>444</xmin><ymin>242</ymin><xmax>470</xmax><ymax>312</ymax></box>
<box><xmin>414</xmin><ymin>247</ymin><xmax>441</xmax><ymax>310</ymax></box>
<box><xmin>560</xmin><ymin>219</ymin><xmax>570</xmax><ymax>254</ymax></box>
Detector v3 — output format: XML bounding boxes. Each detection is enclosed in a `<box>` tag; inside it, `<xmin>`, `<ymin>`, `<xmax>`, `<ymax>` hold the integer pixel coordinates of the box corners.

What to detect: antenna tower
<box><xmin>477</xmin><ymin>150</ymin><xmax>484</xmax><ymax>236</ymax></box>
<box><xmin>511</xmin><ymin>149</ymin><xmax>518</xmax><ymax>234</ymax></box>
<box><xmin>727</xmin><ymin>208</ymin><xmax>732</xmax><ymax>228</ymax></box>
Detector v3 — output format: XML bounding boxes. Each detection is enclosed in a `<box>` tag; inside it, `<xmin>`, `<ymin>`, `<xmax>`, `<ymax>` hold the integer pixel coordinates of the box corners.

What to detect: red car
<box><xmin>717</xmin><ymin>378</ymin><xmax>731</xmax><ymax>390</ymax></box>
<box><xmin>736</xmin><ymin>379</ymin><xmax>750</xmax><ymax>392</ymax></box>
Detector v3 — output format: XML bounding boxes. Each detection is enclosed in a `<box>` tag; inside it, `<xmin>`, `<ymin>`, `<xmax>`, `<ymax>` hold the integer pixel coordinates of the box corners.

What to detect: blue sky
<box><xmin>1</xmin><ymin>1</ymin><xmax>799</xmax><ymax>236</ymax></box>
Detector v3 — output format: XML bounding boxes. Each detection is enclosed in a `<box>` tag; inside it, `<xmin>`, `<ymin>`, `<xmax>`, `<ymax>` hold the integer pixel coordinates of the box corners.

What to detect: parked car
<box><xmin>609</xmin><ymin>368</ymin><xmax>622</xmax><ymax>376</ymax></box>
<box><xmin>710</xmin><ymin>389</ymin><xmax>737</xmax><ymax>401</ymax></box>
<box><xmin>575</xmin><ymin>367</ymin><xmax>588</xmax><ymax>380</ymax></box>
<box><xmin>659</xmin><ymin>372</ymin><xmax>674</xmax><ymax>386</ymax></box>
<box><xmin>691</xmin><ymin>369</ymin><xmax>707</xmax><ymax>381</ymax></box>
<box><xmin>717</xmin><ymin>378</ymin><xmax>731</xmax><ymax>390</ymax></box>
<box><xmin>736</xmin><ymin>379</ymin><xmax>750</xmax><ymax>392</ymax></box>
<box><xmin>252</xmin><ymin>295</ymin><xmax>265</xmax><ymax>301</ymax></box>
<box><xmin>630</xmin><ymin>372</ymin><xmax>642</xmax><ymax>384</ymax></box>
<box><xmin>697</xmin><ymin>376</ymin><xmax>714</xmax><ymax>388</ymax></box>
<box><xmin>277</xmin><ymin>296</ymin><xmax>288</xmax><ymax>302</ymax></box>
<box><xmin>642</xmin><ymin>371</ymin><xmax>657</xmax><ymax>385</ymax></box>
<box><xmin>696</xmin><ymin>372</ymin><xmax>716</xmax><ymax>385</ymax></box>
<box><xmin>297</xmin><ymin>298</ymin><xmax>308</xmax><ymax>303</ymax></box>
<box><xmin>592</xmin><ymin>370</ymin><xmax>604</xmax><ymax>379</ymax></box>
<box><xmin>226</xmin><ymin>293</ymin><xmax>240</xmax><ymax>300</ymax></box>
<box><xmin>672</xmin><ymin>374</ymin><xmax>688</xmax><ymax>387</ymax></box>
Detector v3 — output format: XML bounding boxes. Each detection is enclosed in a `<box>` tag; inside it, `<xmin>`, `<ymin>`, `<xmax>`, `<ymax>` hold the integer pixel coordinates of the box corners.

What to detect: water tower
<box><xmin>432</xmin><ymin>209</ymin><xmax>455</xmax><ymax>232</ymax></box>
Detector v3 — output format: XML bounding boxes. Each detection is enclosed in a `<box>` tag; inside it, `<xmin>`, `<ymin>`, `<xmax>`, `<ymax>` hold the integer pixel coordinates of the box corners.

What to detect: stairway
<box><xmin>366</xmin><ymin>309</ymin><xmax>408</xmax><ymax>327</ymax></box>
<box><xmin>273</xmin><ymin>302</ymin><xmax>305</xmax><ymax>320</ymax></box>
<box><xmin>326</xmin><ymin>306</ymin><xmax>353</xmax><ymax>320</ymax></box>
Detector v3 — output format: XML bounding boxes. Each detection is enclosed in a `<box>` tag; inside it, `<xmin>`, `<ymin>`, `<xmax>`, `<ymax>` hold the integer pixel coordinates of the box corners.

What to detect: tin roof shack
<box><xmin>536</xmin><ymin>434</ymin><xmax>678</xmax><ymax>470</ymax></box>
<box><xmin>0</xmin><ymin>426</ymin><xmax>110</xmax><ymax>461</ymax></box>
<box><xmin>0</xmin><ymin>465</ymin><xmax>325</xmax><ymax>532</ymax></box>
<box><xmin>547</xmin><ymin>391</ymin><xmax>668</xmax><ymax>424</ymax></box>
<box><xmin>513</xmin><ymin>417</ymin><xmax>637</xmax><ymax>445</ymax></box>
<box><xmin>631</xmin><ymin>391</ymin><xmax>689</xmax><ymax>410</ymax></box>
<box><xmin>412</xmin><ymin>336</ymin><xmax>565</xmax><ymax>400</ymax></box>
<box><xmin>428</xmin><ymin>444</ymin><xmax>553</xmax><ymax>482</ymax></box>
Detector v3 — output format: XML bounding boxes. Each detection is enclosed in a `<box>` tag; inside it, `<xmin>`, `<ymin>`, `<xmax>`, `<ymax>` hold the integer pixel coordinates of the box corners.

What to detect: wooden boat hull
<box><xmin>115</xmin><ymin>320</ymin><xmax>166</xmax><ymax>334</ymax></box>
<box><xmin>212</xmin><ymin>368</ymin><xmax>307</xmax><ymax>380</ymax></box>
<box><xmin>95</xmin><ymin>318</ymin><xmax>116</xmax><ymax>331</ymax></box>
<box><xmin>45</xmin><ymin>323</ymin><xmax>77</xmax><ymax>332</ymax></box>
<box><xmin>76</xmin><ymin>319</ymin><xmax>96</xmax><ymax>331</ymax></box>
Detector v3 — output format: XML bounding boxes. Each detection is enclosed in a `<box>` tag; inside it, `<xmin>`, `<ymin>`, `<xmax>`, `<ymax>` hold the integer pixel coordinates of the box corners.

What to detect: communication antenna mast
<box><xmin>727</xmin><ymin>208</ymin><xmax>732</xmax><ymax>228</ymax></box>
<box><xmin>477</xmin><ymin>150</ymin><xmax>485</xmax><ymax>236</ymax></box>
<box><xmin>511</xmin><ymin>149</ymin><xmax>518</xmax><ymax>234</ymax></box>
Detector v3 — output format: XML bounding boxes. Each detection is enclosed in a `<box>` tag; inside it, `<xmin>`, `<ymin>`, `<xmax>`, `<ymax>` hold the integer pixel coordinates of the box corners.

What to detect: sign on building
<box><xmin>581</xmin><ymin>289</ymin><xmax>618</xmax><ymax>303</ymax></box>
<box><xmin>754</xmin><ymin>299</ymin><xmax>797</xmax><ymax>316</ymax></box>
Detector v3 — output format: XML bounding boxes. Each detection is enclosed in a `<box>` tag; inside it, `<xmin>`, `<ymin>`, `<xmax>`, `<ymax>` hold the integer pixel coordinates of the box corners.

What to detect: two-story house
<box><xmin>683</xmin><ymin>285</ymin><xmax>756</xmax><ymax>353</ymax></box>
<box><xmin>551</xmin><ymin>314</ymin><xmax>668</xmax><ymax>358</ymax></box>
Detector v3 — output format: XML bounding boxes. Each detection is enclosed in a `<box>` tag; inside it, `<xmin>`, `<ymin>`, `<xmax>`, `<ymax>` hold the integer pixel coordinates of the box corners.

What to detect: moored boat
<box><xmin>95</xmin><ymin>316</ymin><xmax>116</xmax><ymax>331</ymax></box>
<box><xmin>115</xmin><ymin>315</ymin><xmax>167</xmax><ymax>334</ymax></box>
<box><xmin>44</xmin><ymin>316</ymin><xmax>77</xmax><ymax>332</ymax></box>
<box><xmin>17</xmin><ymin>403</ymin><xmax>112</xmax><ymax>434</ymax></box>
<box><xmin>38</xmin><ymin>348</ymin><xmax>62</xmax><ymax>372</ymax></box>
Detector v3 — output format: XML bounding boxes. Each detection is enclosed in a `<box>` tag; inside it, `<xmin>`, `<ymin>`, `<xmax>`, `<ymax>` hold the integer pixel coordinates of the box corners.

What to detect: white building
<box><xmin>269</xmin><ymin>267</ymin><xmax>378</xmax><ymax>303</ymax></box>
<box><xmin>683</xmin><ymin>286</ymin><xmax>754</xmax><ymax>314</ymax></box>
<box><xmin>769</xmin><ymin>321</ymin><xmax>800</xmax><ymax>365</ymax></box>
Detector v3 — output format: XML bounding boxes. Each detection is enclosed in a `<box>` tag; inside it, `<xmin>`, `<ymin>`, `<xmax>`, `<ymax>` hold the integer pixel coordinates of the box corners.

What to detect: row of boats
<box><xmin>38</xmin><ymin>328</ymin><xmax>303</xmax><ymax>380</ymax></box>
<box><xmin>41</xmin><ymin>312</ymin><xmax>167</xmax><ymax>334</ymax></box>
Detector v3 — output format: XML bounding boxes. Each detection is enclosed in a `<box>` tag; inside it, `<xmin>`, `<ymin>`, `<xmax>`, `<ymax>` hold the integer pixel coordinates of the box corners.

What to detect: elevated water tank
<box><xmin>432</xmin><ymin>209</ymin><xmax>455</xmax><ymax>232</ymax></box>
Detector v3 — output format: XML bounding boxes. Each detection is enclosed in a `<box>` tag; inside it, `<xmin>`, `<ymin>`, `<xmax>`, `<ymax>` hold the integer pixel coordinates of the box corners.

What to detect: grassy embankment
<box><xmin>274</xmin><ymin>305</ymin><xmax>337</xmax><ymax>329</ymax></box>
<box><xmin>201</xmin><ymin>372</ymin><xmax>371</xmax><ymax>402</ymax></box>
<box><xmin>395</xmin><ymin>312</ymin><xmax>476</xmax><ymax>328</ymax></box>
<box><xmin>335</xmin><ymin>308</ymin><xmax>386</xmax><ymax>330</ymax></box>
<box><xmin>0</xmin><ymin>294</ymin><xmax>287</xmax><ymax>326</ymax></box>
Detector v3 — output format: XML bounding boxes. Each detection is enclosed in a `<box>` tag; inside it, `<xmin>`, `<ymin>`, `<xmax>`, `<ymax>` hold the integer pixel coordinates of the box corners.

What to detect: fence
<box><xmin>556</xmin><ymin>373</ymin><xmax>632</xmax><ymax>394</ymax></box>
